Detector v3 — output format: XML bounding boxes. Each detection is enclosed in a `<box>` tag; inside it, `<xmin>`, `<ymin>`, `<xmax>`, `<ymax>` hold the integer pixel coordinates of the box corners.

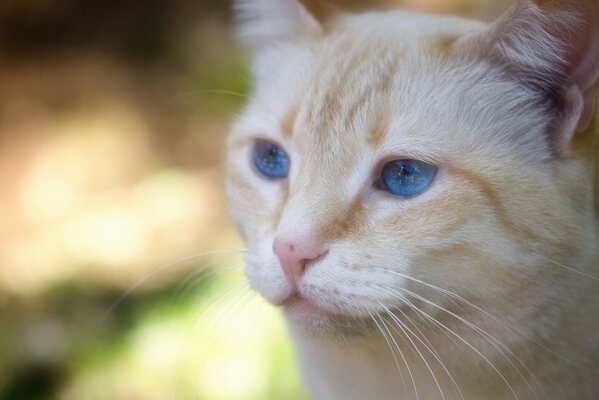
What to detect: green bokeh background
<box><xmin>0</xmin><ymin>0</ymin><xmax>498</xmax><ymax>398</ymax></box>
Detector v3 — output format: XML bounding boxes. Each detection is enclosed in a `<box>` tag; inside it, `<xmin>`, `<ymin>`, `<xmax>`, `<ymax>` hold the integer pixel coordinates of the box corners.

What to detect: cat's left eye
<box><xmin>252</xmin><ymin>140</ymin><xmax>290</xmax><ymax>179</ymax></box>
<box><xmin>379</xmin><ymin>159</ymin><xmax>437</xmax><ymax>197</ymax></box>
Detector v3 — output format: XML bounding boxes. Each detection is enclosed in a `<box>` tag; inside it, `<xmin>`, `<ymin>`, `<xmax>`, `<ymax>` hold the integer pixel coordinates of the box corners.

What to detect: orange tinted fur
<box><xmin>228</xmin><ymin>1</ymin><xmax>599</xmax><ymax>399</ymax></box>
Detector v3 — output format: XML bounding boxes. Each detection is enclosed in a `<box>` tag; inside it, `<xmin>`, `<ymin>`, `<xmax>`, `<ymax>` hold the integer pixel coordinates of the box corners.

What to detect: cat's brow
<box><xmin>280</xmin><ymin>103</ymin><xmax>299</xmax><ymax>137</ymax></box>
<box><xmin>367</xmin><ymin>105</ymin><xmax>391</xmax><ymax>147</ymax></box>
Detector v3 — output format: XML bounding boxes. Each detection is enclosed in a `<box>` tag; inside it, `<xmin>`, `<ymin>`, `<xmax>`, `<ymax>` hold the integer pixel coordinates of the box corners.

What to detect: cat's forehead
<box><xmin>253</xmin><ymin>12</ymin><xmax>483</xmax><ymax>152</ymax></box>
<box><xmin>288</xmin><ymin>36</ymin><xmax>401</xmax><ymax>159</ymax></box>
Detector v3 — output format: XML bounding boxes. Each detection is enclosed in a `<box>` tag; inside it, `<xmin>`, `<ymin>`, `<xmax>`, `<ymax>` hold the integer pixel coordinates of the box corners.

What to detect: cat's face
<box><xmin>226</xmin><ymin>1</ymin><xmax>598</xmax><ymax>336</ymax></box>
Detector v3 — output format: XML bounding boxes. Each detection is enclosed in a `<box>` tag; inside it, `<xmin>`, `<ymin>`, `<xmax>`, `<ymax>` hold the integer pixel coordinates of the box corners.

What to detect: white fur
<box><xmin>227</xmin><ymin>1</ymin><xmax>599</xmax><ymax>399</ymax></box>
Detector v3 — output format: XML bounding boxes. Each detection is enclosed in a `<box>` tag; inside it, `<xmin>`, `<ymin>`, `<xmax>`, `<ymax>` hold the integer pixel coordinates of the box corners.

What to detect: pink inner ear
<box><xmin>556</xmin><ymin>2</ymin><xmax>599</xmax><ymax>132</ymax></box>
<box><xmin>571</xmin><ymin>28</ymin><xmax>599</xmax><ymax>132</ymax></box>
<box><xmin>554</xmin><ymin>86</ymin><xmax>585</xmax><ymax>157</ymax></box>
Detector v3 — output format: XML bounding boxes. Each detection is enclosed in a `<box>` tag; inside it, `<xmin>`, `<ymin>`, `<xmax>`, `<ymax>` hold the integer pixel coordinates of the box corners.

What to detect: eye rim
<box><xmin>251</xmin><ymin>138</ymin><xmax>291</xmax><ymax>180</ymax></box>
<box><xmin>375</xmin><ymin>158</ymin><xmax>438</xmax><ymax>198</ymax></box>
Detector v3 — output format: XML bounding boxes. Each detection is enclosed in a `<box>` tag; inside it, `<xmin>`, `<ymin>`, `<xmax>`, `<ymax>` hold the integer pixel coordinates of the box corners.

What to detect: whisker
<box><xmin>174</xmin><ymin>279</ymin><xmax>251</xmax><ymax>390</ymax></box>
<box><xmin>171</xmin><ymin>256</ymin><xmax>244</xmax><ymax>306</ymax></box>
<box><xmin>375</xmin><ymin>267</ymin><xmax>546</xmax><ymax>398</ymax></box>
<box><xmin>535</xmin><ymin>253</ymin><xmax>599</xmax><ymax>281</ymax></box>
<box><xmin>405</xmin><ymin>287</ymin><xmax>539</xmax><ymax>399</ymax></box>
<box><xmin>377</xmin><ymin>312</ymin><xmax>419</xmax><ymax>400</ymax></box>
<box><xmin>392</xmin><ymin>293</ymin><xmax>467</xmax><ymax>357</ymax></box>
<box><xmin>397</xmin><ymin>307</ymin><xmax>465</xmax><ymax>400</ymax></box>
<box><xmin>178</xmin><ymin>89</ymin><xmax>251</xmax><ymax>100</ymax></box>
<box><xmin>380</xmin><ymin>304</ymin><xmax>445</xmax><ymax>400</ymax></box>
<box><xmin>385</xmin><ymin>267</ymin><xmax>587</xmax><ymax>370</ymax></box>
<box><xmin>193</xmin><ymin>280</ymin><xmax>251</xmax><ymax>336</ymax></box>
<box><xmin>386</xmin><ymin>287</ymin><xmax>521</xmax><ymax>400</ymax></box>
<box><xmin>191</xmin><ymin>281</ymin><xmax>254</xmax><ymax>379</ymax></box>
<box><xmin>368</xmin><ymin>310</ymin><xmax>409</xmax><ymax>399</ymax></box>
<box><xmin>395</xmin><ymin>293</ymin><xmax>479</xmax><ymax>370</ymax></box>
<box><xmin>103</xmin><ymin>248</ymin><xmax>247</xmax><ymax>319</ymax></box>
<box><xmin>379</xmin><ymin>301</ymin><xmax>461</xmax><ymax>400</ymax></box>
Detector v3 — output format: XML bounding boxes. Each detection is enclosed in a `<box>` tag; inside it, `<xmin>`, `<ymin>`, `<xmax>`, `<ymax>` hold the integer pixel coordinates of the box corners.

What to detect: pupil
<box><xmin>400</xmin><ymin>163</ymin><xmax>413</xmax><ymax>177</ymax></box>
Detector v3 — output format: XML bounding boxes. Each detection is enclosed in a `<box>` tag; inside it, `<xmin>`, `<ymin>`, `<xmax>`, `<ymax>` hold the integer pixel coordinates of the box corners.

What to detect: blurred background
<box><xmin>0</xmin><ymin>0</ymin><xmax>510</xmax><ymax>399</ymax></box>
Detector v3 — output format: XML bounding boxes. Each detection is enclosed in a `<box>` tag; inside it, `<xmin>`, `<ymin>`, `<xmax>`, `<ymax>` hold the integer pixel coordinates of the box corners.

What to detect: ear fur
<box><xmin>233</xmin><ymin>0</ymin><xmax>333</xmax><ymax>49</ymax></box>
<box><xmin>470</xmin><ymin>0</ymin><xmax>599</xmax><ymax>156</ymax></box>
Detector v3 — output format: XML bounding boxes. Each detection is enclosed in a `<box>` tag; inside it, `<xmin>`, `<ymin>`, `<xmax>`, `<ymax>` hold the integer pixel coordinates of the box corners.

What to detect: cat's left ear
<box><xmin>233</xmin><ymin>0</ymin><xmax>334</xmax><ymax>49</ymax></box>
<box><xmin>468</xmin><ymin>0</ymin><xmax>599</xmax><ymax>156</ymax></box>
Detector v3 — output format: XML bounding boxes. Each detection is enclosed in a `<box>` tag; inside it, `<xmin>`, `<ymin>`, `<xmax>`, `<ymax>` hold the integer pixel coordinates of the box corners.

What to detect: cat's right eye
<box><xmin>252</xmin><ymin>139</ymin><xmax>290</xmax><ymax>179</ymax></box>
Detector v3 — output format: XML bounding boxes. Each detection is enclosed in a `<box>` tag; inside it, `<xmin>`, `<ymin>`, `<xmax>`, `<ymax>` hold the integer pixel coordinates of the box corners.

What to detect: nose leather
<box><xmin>273</xmin><ymin>237</ymin><xmax>327</xmax><ymax>287</ymax></box>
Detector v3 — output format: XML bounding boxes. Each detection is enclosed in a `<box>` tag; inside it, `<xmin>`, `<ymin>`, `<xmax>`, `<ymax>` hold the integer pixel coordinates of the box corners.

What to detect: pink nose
<box><xmin>273</xmin><ymin>237</ymin><xmax>327</xmax><ymax>286</ymax></box>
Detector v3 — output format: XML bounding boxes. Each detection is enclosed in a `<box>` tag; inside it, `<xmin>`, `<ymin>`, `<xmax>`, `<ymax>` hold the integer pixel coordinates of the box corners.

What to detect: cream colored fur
<box><xmin>227</xmin><ymin>1</ymin><xmax>599</xmax><ymax>399</ymax></box>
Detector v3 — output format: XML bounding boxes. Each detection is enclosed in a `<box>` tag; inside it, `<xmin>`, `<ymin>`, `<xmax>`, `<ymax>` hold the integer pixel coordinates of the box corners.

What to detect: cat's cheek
<box><xmin>227</xmin><ymin>207</ymin><xmax>248</xmax><ymax>242</ymax></box>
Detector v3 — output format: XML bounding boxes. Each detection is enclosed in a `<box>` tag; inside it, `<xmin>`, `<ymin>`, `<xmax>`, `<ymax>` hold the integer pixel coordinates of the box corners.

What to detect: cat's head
<box><xmin>226</xmin><ymin>0</ymin><xmax>599</xmax><ymax>336</ymax></box>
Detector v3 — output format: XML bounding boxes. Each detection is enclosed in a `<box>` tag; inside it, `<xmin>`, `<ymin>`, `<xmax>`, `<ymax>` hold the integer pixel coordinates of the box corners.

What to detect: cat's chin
<box><xmin>282</xmin><ymin>296</ymin><xmax>365</xmax><ymax>336</ymax></box>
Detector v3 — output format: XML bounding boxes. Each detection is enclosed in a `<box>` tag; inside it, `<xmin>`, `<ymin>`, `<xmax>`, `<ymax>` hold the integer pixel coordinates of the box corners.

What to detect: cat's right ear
<box><xmin>233</xmin><ymin>0</ymin><xmax>333</xmax><ymax>49</ymax></box>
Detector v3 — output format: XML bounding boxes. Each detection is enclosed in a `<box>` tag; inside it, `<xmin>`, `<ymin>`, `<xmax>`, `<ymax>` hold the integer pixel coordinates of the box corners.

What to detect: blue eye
<box><xmin>253</xmin><ymin>140</ymin><xmax>290</xmax><ymax>179</ymax></box>
<box><xmin>380</xmin><ymin>159</ymin><xmax>437</xmax><ymax>197</ymax></box>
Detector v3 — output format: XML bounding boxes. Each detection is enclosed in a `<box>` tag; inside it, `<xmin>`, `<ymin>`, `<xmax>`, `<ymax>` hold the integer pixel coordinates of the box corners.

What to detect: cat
<box><xmin>226</xmin><ymin>0</ymin><xmax>599</xmax><ymax>399</ymax></box>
